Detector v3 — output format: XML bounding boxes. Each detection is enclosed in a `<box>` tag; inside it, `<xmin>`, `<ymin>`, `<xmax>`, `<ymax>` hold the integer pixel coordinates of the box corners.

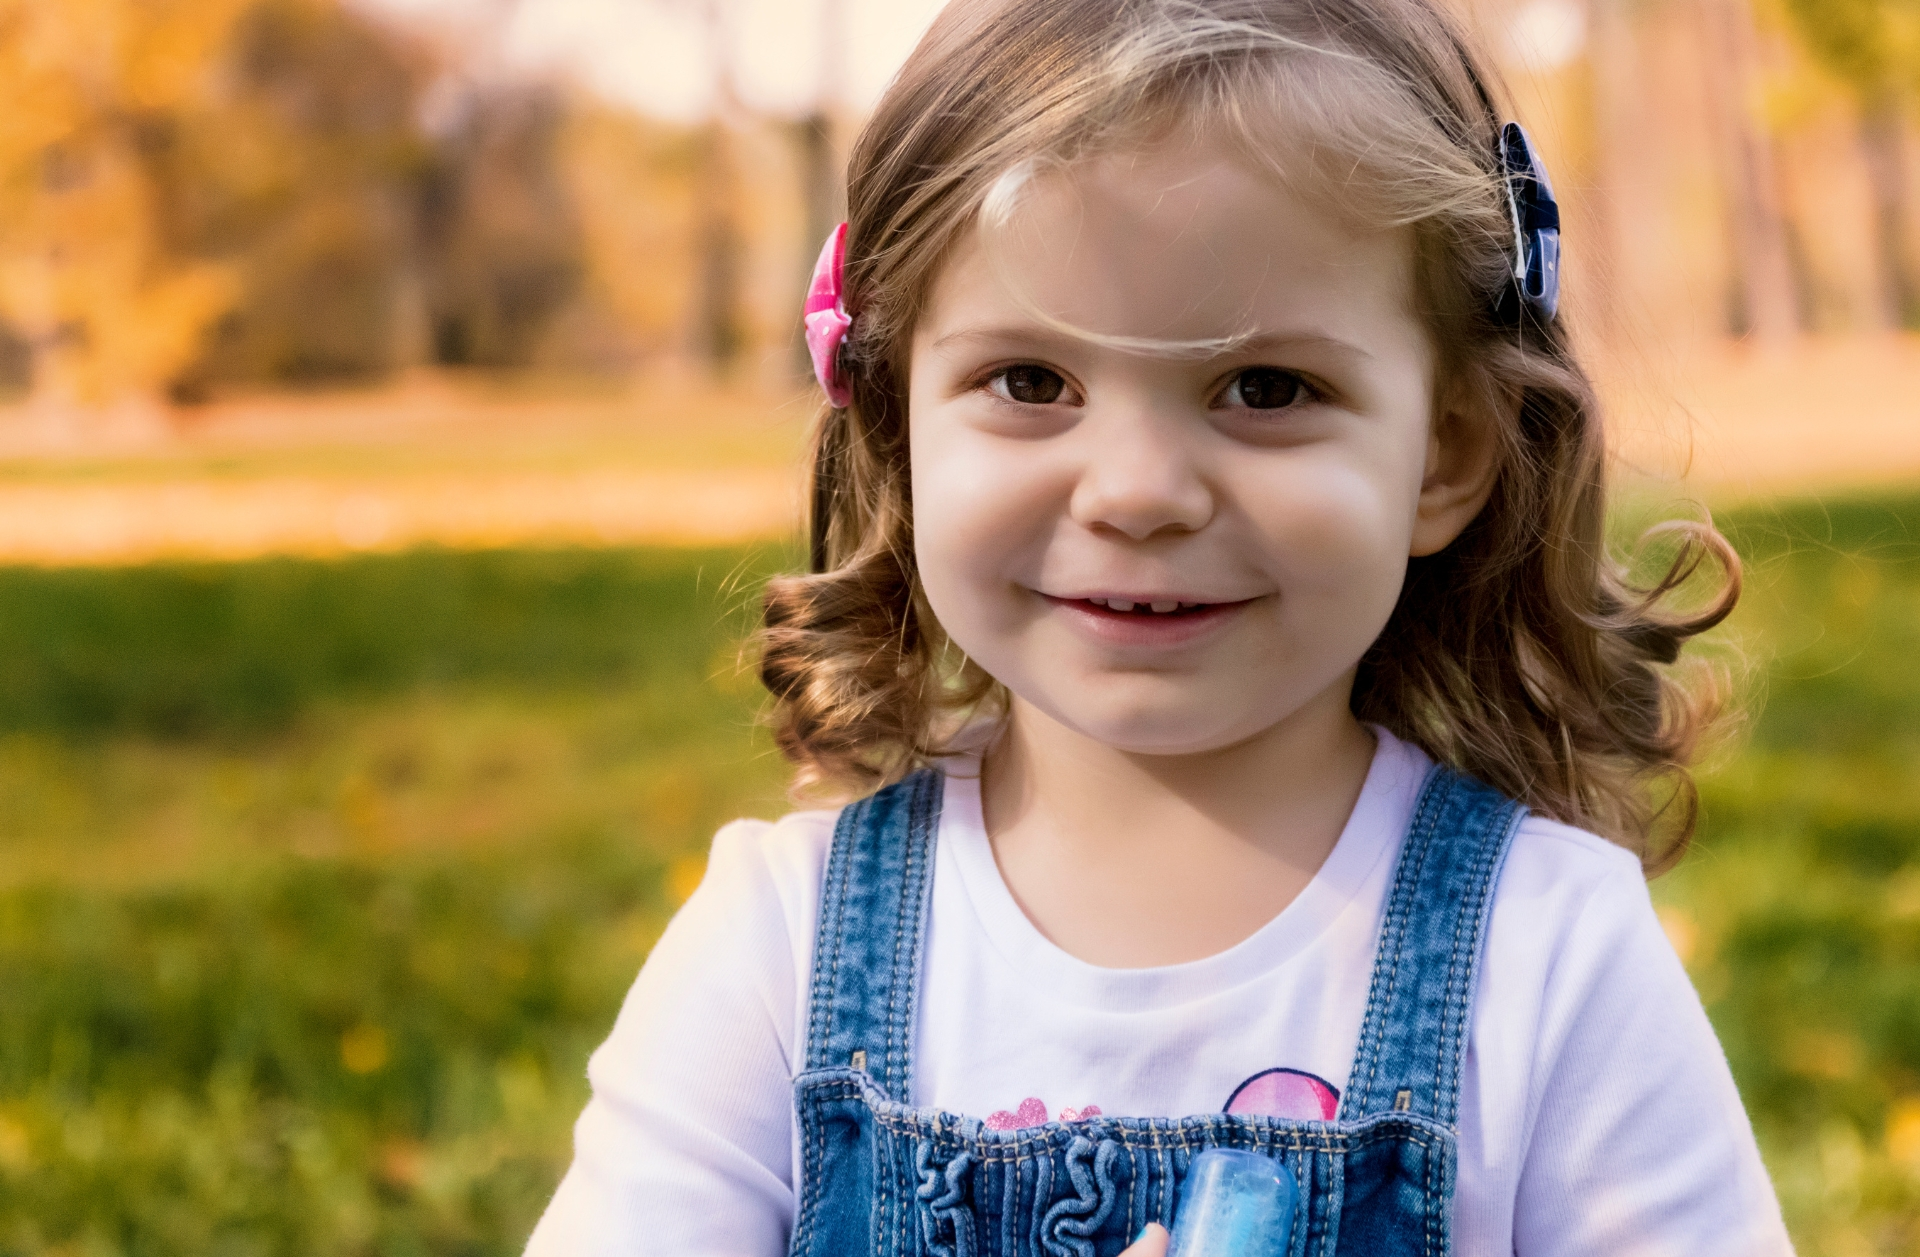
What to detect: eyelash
<box><xmin>980</xmin><ymin>364</ymin><xmax>1076</xmax><ymax>407</ymax></box>
<box><xmin>976</xmin><ymin>364</ymin><xmax>1327</xmax><ymax>411</ymax></box>
<box><xmin>1212</xmin><ymin>368</ymin><xmax>1325</xmax><ymax>412</ymax></box>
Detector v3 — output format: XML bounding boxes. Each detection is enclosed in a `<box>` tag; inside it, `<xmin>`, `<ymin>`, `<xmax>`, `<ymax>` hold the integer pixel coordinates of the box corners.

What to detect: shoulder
<box><xmin>640</xmin><ymin>804</ymin><xmax>846</xmax><ymax>999</ymax></box>
<box><xmin>1480</xmin><ymin>809</ymin><xmax>1693</xmax><ymax>1069</ymax></box>
<box><xmin>597</xmin><ymin>805</ymin><xmax>845</xmax><ymax>1084</ymax></box>
<box><xmin>545</xmin><ymin>808</ymin><xmax>848</xmax><ymax>1253</ymax></box>
<box><xmin>700</xmin><ymin>767</ymin><xmax>953</xmax><ymax>907</ymax></box>
<box><xmin>1478</xmin><ymin>810</ymin><xmax>1681</xmax><ymax>1065</ymax></box>
<box><xmin>1473</xmin><ymin>820</ymin><xmax>1793</xmax><ymax>1253</ymax></box>
<box><xmin>705</xmin><ymin>806</ymin><xmax>842</xmax><ymax>897</ymax></box>
<box><xmin>1399</xmin><ymin>742</ymin><xmax>1649</xmax><ymax>948</ymax></box>
<box><xmin>1495</xmin><ymin>811</ymin><xmax>1651</xmax><ymax>939</ymax></box>
<box><xmin>690</xmin><ymin>806</ymin><xmax>844</xmax><ymax>961</ymax></box>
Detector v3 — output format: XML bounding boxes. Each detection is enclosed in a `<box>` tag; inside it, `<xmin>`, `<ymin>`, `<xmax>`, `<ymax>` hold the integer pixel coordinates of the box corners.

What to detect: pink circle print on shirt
<box><xmin>1222</xmin><ymin>1068</ymin><xmax>1341</xmax><ymax>1121</ymax></box>
<box><xmin>980</xmin><ymin>1067</ymin><xmax>1337</xmax><ymax>1130</ymax></box>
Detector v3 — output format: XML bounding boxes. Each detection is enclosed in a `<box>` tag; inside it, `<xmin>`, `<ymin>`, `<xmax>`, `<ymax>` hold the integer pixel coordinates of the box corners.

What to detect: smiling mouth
<box><xmin>1045</xmin><ymin>594</ymin><xmax>1256</xmax><ymax>618</ymax></box>
<box><xmin>1080</xmin><ymin>597</ymin><xmax>1215</xmax><ymax>615</ymax></box>
<box><xmin>1040</xmin><ymin>593</ymin><xmax>1251</xmax><ymax>645</ymax></box>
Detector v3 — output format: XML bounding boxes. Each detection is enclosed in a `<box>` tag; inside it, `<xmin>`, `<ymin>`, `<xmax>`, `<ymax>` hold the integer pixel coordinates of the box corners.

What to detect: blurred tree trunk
<box><xmin>1589</xmin><ymin>0</ymin><xmax>1640</xmax><ymax>349</ymax></box>
<box><xmin>793</xmin><ymin>0</ymin><xmax>846</xmax><ymax>376</ymax></box>
<box><xmin>693</xmin><ymin>0</ymin><xmax>745</xmax><ymax>378</ymax></box>
<box><xmin>1699</xmin><ymin>0</ymin><xmax>1801</xmax><ymax>342</ymax></box>
<box><xmin>795</xmin><ymin>112</ymin><xmax>837</xmax><ymax>375</ymax></box>
<box><xmin>1776</xmin><ymin>0</ymin><xmax>1917</xmax><ymax>331</ymax></box>
<box><xmin>694</xmin><ymin>122</ymin><xmax>744</xmax><ymax>377</ymax></box>
<box><xmin>1860</xmin><ymin>93</ymin><xmax>1918</xmax><ymax>328</ymax></box>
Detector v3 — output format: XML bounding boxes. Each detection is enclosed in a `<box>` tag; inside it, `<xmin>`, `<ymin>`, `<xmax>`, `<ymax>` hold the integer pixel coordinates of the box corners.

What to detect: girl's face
<box><xmin>908</xmin><ymin>140</ymin><xmax>1494</xmax><ymax>756</ymax></box>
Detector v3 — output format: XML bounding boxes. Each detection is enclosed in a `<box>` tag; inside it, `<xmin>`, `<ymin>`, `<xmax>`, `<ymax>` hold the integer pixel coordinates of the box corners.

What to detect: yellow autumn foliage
<box><xmin>0</xmin><ymin>0</ymin><xmax>254</xmax><ymax>407</ymax></box>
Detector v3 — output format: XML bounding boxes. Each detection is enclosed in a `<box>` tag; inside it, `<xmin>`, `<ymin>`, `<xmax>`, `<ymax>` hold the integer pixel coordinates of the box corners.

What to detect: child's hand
<box><xmin>1120</xmin><ymin>1223</ymin><xmax>1170</xmax><ymax>1256</ymax></box>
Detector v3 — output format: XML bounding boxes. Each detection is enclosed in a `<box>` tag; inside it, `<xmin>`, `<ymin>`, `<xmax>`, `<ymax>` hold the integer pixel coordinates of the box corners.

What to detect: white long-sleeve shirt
<box><xmin>527</xmin><ymin>729</ymin><xmax>1792</xmax><ymax>1256</ymax></box>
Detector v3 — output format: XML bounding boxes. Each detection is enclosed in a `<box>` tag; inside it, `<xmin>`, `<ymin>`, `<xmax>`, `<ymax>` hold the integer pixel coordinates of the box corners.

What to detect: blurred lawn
<box><xmin>1661</xmin><ymin>495</ymin><xmax>1920</xmax><ymax>1255</ymax></box>
<box><xmin>0</xmin><ymin>501</ymin><xmax>1916</xmax><ymax>1255</ymax></box>
<box><xmin>0</xmin><ymin>546</ymin><xmax>796</xmax><ymax>1255</ymax></box>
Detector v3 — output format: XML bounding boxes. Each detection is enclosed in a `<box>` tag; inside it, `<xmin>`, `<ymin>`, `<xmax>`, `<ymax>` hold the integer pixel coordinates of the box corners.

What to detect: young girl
<box><xmin>529</xmin><ymin>0</ymin><xmax>1792</xmax><ymax>1253</ymax></box>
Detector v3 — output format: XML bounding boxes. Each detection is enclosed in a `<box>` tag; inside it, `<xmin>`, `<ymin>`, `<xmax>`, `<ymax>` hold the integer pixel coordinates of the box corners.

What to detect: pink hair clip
<box><xmin>804</xmin><ymin>222</ymin><xmax>854</xmax><ymax>408</ymax></box>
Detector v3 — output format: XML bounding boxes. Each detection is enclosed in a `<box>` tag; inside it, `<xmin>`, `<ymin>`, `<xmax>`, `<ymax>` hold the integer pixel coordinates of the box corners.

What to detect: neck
<box><xmin>978</xmin><ymin>682</ymin><xmax>1376</xmax><ymax>967</ymax></box>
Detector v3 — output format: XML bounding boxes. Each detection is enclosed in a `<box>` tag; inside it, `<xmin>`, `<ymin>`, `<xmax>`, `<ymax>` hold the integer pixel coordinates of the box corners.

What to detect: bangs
<box><xmin>861</xmin><ymin>0</ymin><xmax>1512</xmax><ymax>369</ymax></box>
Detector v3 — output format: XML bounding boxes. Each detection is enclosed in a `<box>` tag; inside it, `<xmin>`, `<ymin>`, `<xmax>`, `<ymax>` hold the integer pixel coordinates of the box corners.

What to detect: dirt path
<box><xmin>0</xmin><ymin>374</ymin><xmax>809</xmax><ymax>564</ymax></box>
<box><xmin>0</xmin><ymin>468</ymin><xmax>800</xmax><ymax>564</ymax></box>
<box><xmin>1605</xmin><ymin>336</ymin><xmax>1920</xmax><ymax>501</ymax></box>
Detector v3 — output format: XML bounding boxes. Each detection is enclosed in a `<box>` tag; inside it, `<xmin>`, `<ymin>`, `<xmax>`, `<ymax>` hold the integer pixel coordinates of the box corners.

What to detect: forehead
<box><xmin>920</xmin><ymin>139</ymin><xmax>1424</xmax><ymax>361</ymax></box>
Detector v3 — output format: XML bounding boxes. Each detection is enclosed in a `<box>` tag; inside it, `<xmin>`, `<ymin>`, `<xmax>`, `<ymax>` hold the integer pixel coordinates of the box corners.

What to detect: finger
<box><xmin>1119</xmin><ymin>1222</ymin><xmax>1171</xmax><ymax>1256</ymax></box>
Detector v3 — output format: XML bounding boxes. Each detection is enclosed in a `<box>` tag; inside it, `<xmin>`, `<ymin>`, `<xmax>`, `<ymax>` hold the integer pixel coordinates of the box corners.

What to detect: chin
<box><xmin>1051</xmin><ymin>698</ymin><xmax>1267</xmax><ymax>758</ymax></box>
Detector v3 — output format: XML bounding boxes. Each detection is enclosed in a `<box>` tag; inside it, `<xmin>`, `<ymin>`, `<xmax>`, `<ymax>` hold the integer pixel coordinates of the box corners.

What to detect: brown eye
<box><xmin>998</xmin><ymin>364</ymin><xmax>1067</xmax><ymax>404</ymax></box>
<box><xmin>1230</xmin><ymin>368</ymin><xmax>1308</xmax><ymax>410</ymax></box>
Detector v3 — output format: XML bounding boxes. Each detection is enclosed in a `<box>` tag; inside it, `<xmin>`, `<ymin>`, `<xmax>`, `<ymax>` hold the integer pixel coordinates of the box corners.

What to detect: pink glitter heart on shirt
<box><xmin>985</xmin><ymin>1097</ymin><xmax>1050</xmax><ymax>1130</ymax></box>
<box><xmin>1059</xmin><ymin>1105</ymin><xmax>1102</xmax><ymax>1123</ymax></box>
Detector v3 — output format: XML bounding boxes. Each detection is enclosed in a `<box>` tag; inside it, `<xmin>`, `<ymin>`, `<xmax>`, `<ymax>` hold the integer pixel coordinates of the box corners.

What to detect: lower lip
<box><xmin>1041</xmin><ymin>595</ymin><xmax>1252</xmax><ymax>648</ymax></box>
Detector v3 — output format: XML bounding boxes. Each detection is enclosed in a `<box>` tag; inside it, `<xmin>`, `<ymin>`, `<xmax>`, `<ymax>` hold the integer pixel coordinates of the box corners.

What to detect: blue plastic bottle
<box><xmin>1166</xmin><ymin>1148</ymin><xmax>1297</xmax><ymax>1257</ymax></box>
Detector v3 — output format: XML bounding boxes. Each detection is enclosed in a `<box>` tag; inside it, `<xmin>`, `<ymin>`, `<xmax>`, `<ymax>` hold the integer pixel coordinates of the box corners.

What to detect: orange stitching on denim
<box><xmin>1431</xmin><ymin>796</ymin><xmax>1521</xmax><ymax>1125</ymax></box>
<box><xmin>882</xmin><ymin>772</ymin><xmax>936</xmax><ymax>1101</ymax></box>
<box><xmin>806</xmin><ymin>794</ymin><xmax>865</xmax><ymax>1073</ymax></box>
<box><xmin>1351</xmin><ymin>767</ymin><xmax>1448</xmax><ymax>1116</ymax></box>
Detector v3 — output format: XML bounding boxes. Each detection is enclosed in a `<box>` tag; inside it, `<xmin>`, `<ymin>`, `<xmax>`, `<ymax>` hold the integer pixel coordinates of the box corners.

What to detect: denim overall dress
<box><xmin>787</xmin><ymin>762</ymin><xmax>1523</xmax><ymax>1257</ymax></box>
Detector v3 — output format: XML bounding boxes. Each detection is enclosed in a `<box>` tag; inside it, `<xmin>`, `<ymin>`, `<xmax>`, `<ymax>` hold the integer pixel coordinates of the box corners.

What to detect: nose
<box><xmin>1066</xmin><ymin>405</ymin><xmax>1215</xmax><ymax>541</ymax></box>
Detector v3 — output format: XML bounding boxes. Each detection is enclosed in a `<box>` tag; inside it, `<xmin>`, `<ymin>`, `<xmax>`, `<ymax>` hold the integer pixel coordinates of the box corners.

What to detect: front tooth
<box><xmin>1150</xmin><ymin>600</ymin><xmax>1177</xmax><ymax>613</ymax></box>
<box><xmin>1109</xmin><ymin>599</ymin><xmax>1134</xmax><ymax>612</ymax></box>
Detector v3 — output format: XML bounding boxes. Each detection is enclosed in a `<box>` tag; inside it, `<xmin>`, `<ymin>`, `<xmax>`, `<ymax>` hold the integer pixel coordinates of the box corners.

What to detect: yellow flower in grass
<box><xmin>1656</xmin><ymin>905</ymin><xmax>1698</xmax><ymax>966</ymax></box>
<box><xmin>0</xmin><ymin>1114</ymin><xmax>29</xmax><ymax>1172</ymax></box>
<box><xmin>341</xmin><ymin>1023</ymin><xmax>390</xmax><ymax>1075</ymax></box>
<box><xmin>1887</xmin><ymin>1096</ymin><xmax>1920</xmax><ymax>1170</ymax></box>
<box><xmin>668</xmin><ymin>853</ymin><xmax>709</xmax><ymax>905</ymax></box>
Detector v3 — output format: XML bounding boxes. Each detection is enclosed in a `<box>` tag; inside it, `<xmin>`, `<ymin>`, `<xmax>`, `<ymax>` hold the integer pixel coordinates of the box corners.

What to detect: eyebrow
<box><xmin>927</xmin><ymin>324</ymin><xmax>1375</xmax><ymax>363</ymax></box>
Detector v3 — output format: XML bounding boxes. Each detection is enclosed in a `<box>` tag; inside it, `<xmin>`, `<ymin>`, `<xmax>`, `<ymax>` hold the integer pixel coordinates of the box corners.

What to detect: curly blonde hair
<box><xmin>759</xmin><ymin>0</ymin><xmax>1737</xmax><ymax>872</ymax></box>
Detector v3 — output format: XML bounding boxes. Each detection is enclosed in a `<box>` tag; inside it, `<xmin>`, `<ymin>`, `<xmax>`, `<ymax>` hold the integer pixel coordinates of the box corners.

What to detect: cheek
<box><xmin>1246</xmin><ymin>452</ymin><xmax>1419</xmax><ymax>586</ymax></box>
<box><xmin>908</xmin><ymin>415</ymin><xmax>1046</xmax><ymax>641</ymax></box>
<box><xmin>908</xmin><ymin>375</ymin><xmax>992</xmax><ymax>653</ymax></box>
<box><xmin>910</xmin><ymin>455</ymin><xmax>979</xmax><ymax>636</ymax></box>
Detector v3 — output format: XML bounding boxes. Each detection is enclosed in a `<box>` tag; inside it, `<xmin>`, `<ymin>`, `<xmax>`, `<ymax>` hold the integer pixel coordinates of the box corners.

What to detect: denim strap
<box><xmin>802</xmin><ymin>768</ymin><xmax>944</xmax><ymax>1102</ymax></box>
<box><xmin>1337</xmin><ymin>765</ymin><xmax>1525</xmax><ymax>1126</ymax></box>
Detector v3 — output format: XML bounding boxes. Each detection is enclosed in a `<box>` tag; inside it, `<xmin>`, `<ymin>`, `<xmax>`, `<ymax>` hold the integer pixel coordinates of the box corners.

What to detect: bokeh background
<box><xmin>0</xmin><ymin>0</ymin><xmax>1918</xmax><ymax>1252</ymax></box>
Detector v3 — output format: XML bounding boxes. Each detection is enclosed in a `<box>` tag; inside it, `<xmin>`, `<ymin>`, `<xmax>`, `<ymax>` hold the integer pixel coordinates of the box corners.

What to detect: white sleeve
<box><xmin>1510</xmin><ymin>860</ymin><xmax>1794</xmax><ymax>1257</ymax></box>
<box><xmin>524</xmin><ymin>820</ymin><xmax>805</xmax><ymax>1257</ymax></box>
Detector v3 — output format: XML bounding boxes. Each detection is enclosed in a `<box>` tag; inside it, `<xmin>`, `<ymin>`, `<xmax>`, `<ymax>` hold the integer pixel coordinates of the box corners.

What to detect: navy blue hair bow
<box><xmin>1498</xmin><ymin>122</ymin><xmax>1561</xmax><ymax>322</ymax></box>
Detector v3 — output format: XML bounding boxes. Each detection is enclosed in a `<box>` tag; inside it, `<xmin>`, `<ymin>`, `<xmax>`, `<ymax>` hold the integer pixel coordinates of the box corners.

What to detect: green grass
<box><xmin>1657</xmin><ymin>495</ymin><xmax>1920</xmax><ymax>1255</ymax></box>
<box><xmin>0</xmin><ymin>500</ymin><xmax>1916</xmax><ymax>1255</ymax></box>
<box><xmin>0</xmin><ymin>548</ymin><xmax>772</xmax><ymax>741</ymax></box>
<box><xmin>0</xmin><ymin>546</ymin><xmax>794</xmax><ymax>1256</ymax></box>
